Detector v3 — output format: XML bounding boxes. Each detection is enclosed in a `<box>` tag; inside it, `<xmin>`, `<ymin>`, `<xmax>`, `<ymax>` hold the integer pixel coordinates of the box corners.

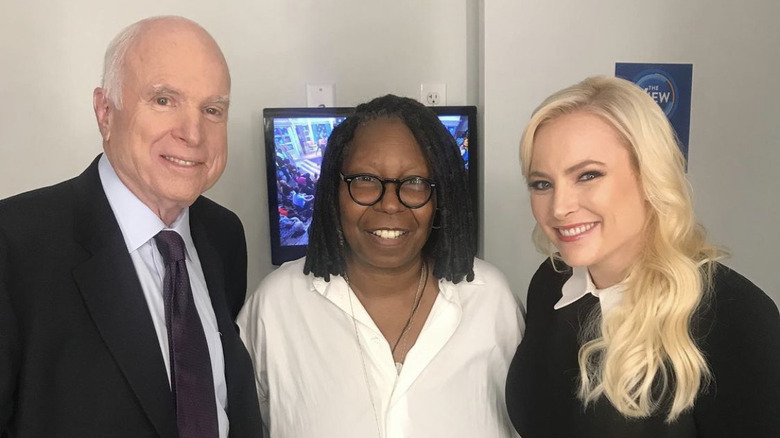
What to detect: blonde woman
<box><xmin>505</xmin><ymin>76</ymin><xmax>780</xmax><ymax>437</ymax></box>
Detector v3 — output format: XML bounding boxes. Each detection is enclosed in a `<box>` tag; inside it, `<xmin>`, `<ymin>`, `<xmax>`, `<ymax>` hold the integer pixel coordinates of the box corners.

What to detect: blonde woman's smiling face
<box><xmin>527</xmin><ymin>111</ymin><xmax>648</xmax><ymax>288</ymax></box>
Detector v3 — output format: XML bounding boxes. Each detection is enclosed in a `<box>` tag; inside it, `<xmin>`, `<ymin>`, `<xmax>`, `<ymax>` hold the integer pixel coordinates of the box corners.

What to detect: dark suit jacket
<box><xmin>0</xmin><ymin>156</ymin><xmax>263</xmax><ymax>437</ymax></box>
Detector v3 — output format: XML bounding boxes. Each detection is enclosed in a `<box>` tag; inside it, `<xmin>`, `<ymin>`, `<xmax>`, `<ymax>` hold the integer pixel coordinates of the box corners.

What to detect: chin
<box><xmin>372</xmin><ymin>256</ymin><xmax>416</xmax><ymax>270</ymax></box>
<box><xmin>556</xmin><ymin>250</ymin><xmax>595</xmax><ymax>269</ymax></box>
<box><xmin>356</xmin><ymin>251</ymin><xmax>419</xmax><ymax>271</ymax></box>
<box><xmin>162</xmin><ymin>181</ymin><xmax>208</xmax><ymax>203</ymax></box>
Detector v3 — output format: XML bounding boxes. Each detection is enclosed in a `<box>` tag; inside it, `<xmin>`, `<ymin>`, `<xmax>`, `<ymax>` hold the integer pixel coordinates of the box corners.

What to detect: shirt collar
<box><xmin>555</xmin><ymin>266</ymin><xmax>625</xmax><ymax>314</ymax></box>
<box><xmin>98</xmin><ymin>154</ymin><xmax>192</xmax><ymax>256</ymax></box>
<box><xmin>309</xmin><ymin>262</ymin><xmax>485</xmax><ymax>304</ymax></box>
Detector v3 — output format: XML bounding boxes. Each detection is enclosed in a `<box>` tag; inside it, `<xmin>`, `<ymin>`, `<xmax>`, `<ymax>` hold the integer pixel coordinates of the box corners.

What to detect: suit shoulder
<box><xmin>191</xmin><ymin>196</ymin><xmax>241</xmax><ymax>224</ymax></box>
<box><xmin>190</xmin><ymin>196</ymin><xmax>245</xmax><ymax>244</ymax></box>
<box><xmin>0</xmin><ymin>177</ymin><xmax>76</xmax><ymax>210</ymax></box>
<box><xmin>0</xmin><ymin>177</ymin><xmax>78</xmax><ymax>229</ymax></box>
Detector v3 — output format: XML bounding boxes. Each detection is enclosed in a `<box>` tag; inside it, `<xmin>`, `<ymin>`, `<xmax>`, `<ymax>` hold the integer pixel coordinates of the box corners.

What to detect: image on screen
<box><xmin>273</xmin><ymin>114</ymin><xmax>471</xmax><ymax>249</ymax></box>
<box><xmin>273</xmin><ymin>116</ymin><xmax>346</xmax><ymax>247</ymax></box>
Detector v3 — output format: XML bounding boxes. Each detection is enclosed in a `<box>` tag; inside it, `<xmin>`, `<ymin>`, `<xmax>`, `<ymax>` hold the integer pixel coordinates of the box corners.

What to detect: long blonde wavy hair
<box><xmin>519</xmin><ymin>76</ymin><xmax>723</xmax><ymax>421</ymax></box>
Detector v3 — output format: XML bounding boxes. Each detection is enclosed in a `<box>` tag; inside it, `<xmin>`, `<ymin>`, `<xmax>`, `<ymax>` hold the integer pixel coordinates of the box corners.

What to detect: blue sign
<box><xmin>615</xmin><ymin>63</ymin><xmax>692</xmax><ymax>163</ymax></box>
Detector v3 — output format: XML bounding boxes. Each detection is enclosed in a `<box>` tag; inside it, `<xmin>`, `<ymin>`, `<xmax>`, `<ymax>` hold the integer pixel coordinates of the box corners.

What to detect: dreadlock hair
<box><xmin>303</xmin><ymin>94</ymin><xmax>476</xmax><ymax>283</ymax></box>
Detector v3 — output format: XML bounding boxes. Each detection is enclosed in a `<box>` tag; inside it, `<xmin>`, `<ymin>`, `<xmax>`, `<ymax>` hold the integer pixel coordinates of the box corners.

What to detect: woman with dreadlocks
<box><xmin>239</xmin><ymin>94</ymin><xmax>523</xmax><ymax>438</ymax></box>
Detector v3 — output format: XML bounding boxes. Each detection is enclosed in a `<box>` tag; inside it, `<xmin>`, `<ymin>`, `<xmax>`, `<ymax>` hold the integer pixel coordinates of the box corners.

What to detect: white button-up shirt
<box><xmin>98</xmin><ymin>155</ymin><xmax>229</xmax><ymax>437</ymax></box>
<box><xmin>555</xmin><ymin>266</ymin><xmax>625</xmax><ymax>315</ymax></box>
<box><xmin>238</xmin><ymin>257</ymin><xmax>523</xmax><ymax>438</ymax></box>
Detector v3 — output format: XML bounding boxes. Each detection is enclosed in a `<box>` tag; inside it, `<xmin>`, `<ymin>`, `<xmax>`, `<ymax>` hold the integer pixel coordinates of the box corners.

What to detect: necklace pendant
<box><xmin>395</xmin><ymin>361</ymin><xmax>403</xmax><ymax>375</ymax></box>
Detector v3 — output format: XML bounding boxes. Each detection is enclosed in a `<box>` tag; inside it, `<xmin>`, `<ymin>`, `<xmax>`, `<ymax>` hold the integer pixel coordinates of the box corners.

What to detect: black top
<box><xmin>505</xmin><ymin>259</ymin><xmax>780</xmax><ymax>438</ymax></box>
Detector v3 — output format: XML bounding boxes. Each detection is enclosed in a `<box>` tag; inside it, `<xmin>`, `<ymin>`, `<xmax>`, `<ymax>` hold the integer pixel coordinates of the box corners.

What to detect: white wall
<box><xmin>0</xmin><ymin>0</ymin><xmax>473</xmax><ymax>292</ymax></box>
<box><xmin>482</xmin><ymin>0</ymin><xmax>780</xmax><ymax>305</ymax></box>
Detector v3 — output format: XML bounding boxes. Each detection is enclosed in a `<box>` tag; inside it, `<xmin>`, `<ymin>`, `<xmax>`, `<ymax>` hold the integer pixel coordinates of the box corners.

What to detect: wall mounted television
<box><xmin>263</xmin><ymin>105</ymin><xmax>478</xmax><ymax>265</ymax></box>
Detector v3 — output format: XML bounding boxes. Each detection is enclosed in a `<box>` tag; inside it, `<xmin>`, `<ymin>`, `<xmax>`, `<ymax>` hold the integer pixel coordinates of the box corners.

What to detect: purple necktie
<box><xmin>155</xmin><ymin>230</ymin><xmax>219</xmax><ymax>438</ymax></box>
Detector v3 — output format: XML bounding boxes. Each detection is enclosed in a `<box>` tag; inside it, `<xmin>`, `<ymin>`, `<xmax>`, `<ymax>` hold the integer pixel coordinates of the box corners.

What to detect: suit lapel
<box><xmin>189</xmin><ymin>215</ymin><xmax>227</xmax><ymax>322</ymax></box>
<box><xmin>70</xmin><ymin>157</ymin><xmax>177</xmax><ymax>438</ymax></box>
<box><xmin>189</xmin><ymin>212</ymin><xmax>235</xmax><ymax>371</ymax></box>
<box><xmin>190</xmin><ymin>210</ymin><xmax>264</xmax><ymax>437</ymax></box>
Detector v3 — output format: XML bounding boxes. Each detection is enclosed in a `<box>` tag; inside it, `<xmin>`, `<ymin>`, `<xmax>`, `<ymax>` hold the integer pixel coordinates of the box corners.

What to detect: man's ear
<box><xmin>93</xmin><ymin>87</ymin><xmax>113</xmax><ymax>142</ymax></box>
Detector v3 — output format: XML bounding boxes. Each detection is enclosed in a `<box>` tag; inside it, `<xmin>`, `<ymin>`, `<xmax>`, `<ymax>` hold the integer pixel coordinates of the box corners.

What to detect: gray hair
<box><xmin>100</xmin><ymin>16</ymin><xmax>199</xmax><ymax>109</ymax></box>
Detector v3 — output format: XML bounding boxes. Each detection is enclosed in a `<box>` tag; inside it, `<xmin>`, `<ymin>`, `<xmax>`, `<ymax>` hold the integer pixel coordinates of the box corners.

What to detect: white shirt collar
<box><xmin>98</xmin><ymin>154</ymin><xmax>192</xmax><ymax>256</ymax></box>
<box><xmin>309</xmin><ymin>264</ymin><xmax>486</xmax><ymax>303</ymax></box>
<box><xmin>307</xmin><ymin>263</ymin><xmax>485</xmax><ymax>331</ymax></box>
<box><xmin>555</xmin><ymin>266</ymin><xmax>625</xmax><ymax>314</ymax></box>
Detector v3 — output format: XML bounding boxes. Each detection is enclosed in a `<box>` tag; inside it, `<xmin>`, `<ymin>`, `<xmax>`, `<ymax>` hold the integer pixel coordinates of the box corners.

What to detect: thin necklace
<box><xmin>391</xmin><ymin>262</ymin><xmax>428</xmax><ymax>373</ymax></box>
<box><xmin>344</xmin><ymin>261</ymin><xmax>428</xmax><ymax>438</ymax></box>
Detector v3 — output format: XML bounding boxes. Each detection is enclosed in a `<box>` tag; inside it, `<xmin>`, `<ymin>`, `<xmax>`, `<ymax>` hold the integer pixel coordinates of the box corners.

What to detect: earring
<box><xmin>431</xmin><ymin>208</ymin><xmax>441</xmax><ymax>230</ymax></box>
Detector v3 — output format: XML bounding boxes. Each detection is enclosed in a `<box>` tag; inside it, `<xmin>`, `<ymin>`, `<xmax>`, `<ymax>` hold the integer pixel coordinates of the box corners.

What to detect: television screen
<box><xmin>264</xmin><ymin>105</ymin><xmax>478</xmax><ymax>265</ymax></box>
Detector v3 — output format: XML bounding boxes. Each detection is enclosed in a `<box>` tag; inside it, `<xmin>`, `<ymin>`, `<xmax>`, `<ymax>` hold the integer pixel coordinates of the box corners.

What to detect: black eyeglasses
<box><xmin>340</xmin><ymin>172</ymin><xmax>436</xmax><ymax>209</ymax></box>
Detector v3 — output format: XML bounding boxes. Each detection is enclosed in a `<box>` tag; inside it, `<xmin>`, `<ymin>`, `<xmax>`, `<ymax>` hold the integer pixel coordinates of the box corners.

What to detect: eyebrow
<box><xmin>529</xmin><ymin>159</ymin><xmax>606</xmax><ymax>178</ymax></box>
<box><xmin>150</xmin><ymin>85</ymin><xmax>182</xmax><ymax>97</ymax></box>
<box><xmin>208</xmin><ymin>95</ymin><xmax>231</xmax><ymax>106</ymax></box>
<box><xmin>150</xmin><ymin>85</ymin><xmax>230</xmax><ymax>106</ymax></box>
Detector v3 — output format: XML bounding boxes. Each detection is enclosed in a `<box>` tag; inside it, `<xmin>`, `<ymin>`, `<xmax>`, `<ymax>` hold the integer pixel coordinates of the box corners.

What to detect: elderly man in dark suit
<box><xmin>0</xmin><ymin>16</ymin><xmax>262</xmax><ymax>437</ymax></box>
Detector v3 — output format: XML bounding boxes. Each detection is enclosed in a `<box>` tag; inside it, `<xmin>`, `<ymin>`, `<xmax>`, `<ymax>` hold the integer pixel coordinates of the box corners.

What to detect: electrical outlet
<box><xmin>420</xmin><ymin>83</ymin><xmax>446</xmax><ymax>106</ymax></box>
<box><xmin>426</xmin><ymin>91</ymin><xmax>441</xmax><ymax>105</ymax></box>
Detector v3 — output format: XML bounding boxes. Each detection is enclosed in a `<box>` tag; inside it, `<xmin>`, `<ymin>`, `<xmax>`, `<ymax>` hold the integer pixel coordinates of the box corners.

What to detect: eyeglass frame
<box><xmin>339</xmin><ymin>172</ymin><xmax>436</xmax><ymax>209</ymax></box>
